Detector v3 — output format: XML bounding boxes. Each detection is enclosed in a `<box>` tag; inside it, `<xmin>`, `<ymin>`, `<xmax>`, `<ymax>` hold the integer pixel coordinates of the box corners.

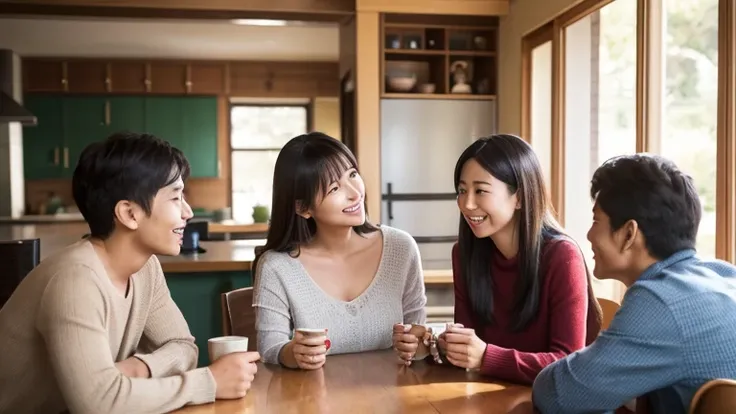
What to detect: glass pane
<box><xmin>563</xmin><ymin>0</ymin><xmax>637</xmax><ymax>301</ymax></box>
<box><xmin>661</xmin><ymin>0</ymin><xmax>718</xmax><ymax>258</ymax></box>
<box><xmin>230</xmin><ymin>106</ymin><xmax>307</xmax><ymax>149</ymax></box>
<box><xmin>530</xmin><ymin>41</ymin><xmax>553</xmax><ymax>190</ymax></box>
<box><xmin>231</xmin><ymin>150</ymin><xmax>280</xmax><ymax>223</ymax></box>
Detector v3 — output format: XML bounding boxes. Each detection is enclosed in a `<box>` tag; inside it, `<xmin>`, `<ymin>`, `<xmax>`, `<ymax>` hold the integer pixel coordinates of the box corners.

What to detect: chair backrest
<box><xmin>221</xmin><ymin>287</ymin><xmax>256</xmax><ymax>351</ymax></box>
<box><xmin>690</xmin><ymin>379</ymin><xmax>736</xmax><ymax>414</ymax></box>
<box><xmin>0</xmin><ymin>239</ymin><xmax>40</xmax><ymax>308</ymax></box>
<box><xmin>598</xmin><ymin>297</ymin><xmax>621</xmax><ymax>331</ymax></box>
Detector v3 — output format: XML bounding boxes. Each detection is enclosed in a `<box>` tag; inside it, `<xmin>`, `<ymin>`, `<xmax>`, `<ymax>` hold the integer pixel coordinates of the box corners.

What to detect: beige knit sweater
<box><xmin>0</xmin><ymin>240</ymin><xmax>216</xmax><ymax>414</ymax></box>
<box><xmin>254</xmin><ymin>225</ymin><xmax>428</xmax><ymax>365</ymax></box>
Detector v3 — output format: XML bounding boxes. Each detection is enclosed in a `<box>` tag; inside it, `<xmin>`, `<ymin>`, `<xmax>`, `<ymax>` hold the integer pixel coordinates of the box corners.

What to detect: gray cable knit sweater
<box><xmin>253</xmin><ymin>226</ymin><xmax>427</xmax><ymax>364</ymax></box>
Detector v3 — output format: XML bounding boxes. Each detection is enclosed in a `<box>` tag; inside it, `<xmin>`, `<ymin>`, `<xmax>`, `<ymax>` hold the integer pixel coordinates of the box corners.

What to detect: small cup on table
<box><xmin>208</xmin><ymin>335</ymin><xmax>250</xmax><ymax>363</ymax></box>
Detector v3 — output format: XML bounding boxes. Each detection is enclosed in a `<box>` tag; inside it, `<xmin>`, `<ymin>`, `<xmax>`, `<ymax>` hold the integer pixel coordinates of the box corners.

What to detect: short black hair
<box><xmin>590</xmin><ymin>153</ymin><xmax>701</xmax><ymax>259</ymax></box>
<box><xmin>72</xmin><ymin>131</ymin><xmax>190</xmax><ymax>239</ymax></box>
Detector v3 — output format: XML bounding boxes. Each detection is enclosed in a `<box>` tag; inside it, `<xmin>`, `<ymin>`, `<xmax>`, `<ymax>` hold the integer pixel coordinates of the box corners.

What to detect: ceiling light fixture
<box><xmin>230</xmin><ymin>19</ymin><xmax>288</xmax><ymax>26</ymax></box>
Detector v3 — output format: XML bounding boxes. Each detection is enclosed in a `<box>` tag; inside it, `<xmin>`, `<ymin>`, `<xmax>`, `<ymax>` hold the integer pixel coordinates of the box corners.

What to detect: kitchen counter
<box><xmin>36</xmin><ymin>235</ymin><xmax>258</xmax><ymax>274</ymax></box>
<box><xmin>158</xmin><ymin>240</ymin><xmax>258</xmax><ymax>272</ymax></box>
<box><xmin>0</xmin><ymin>213</ymin><xmax>86</xmax><ymax>224</ymax></box>
<box><xmin>0</xmin><ymin>222</ymin><xmax>258</xmax><ymax>273</ymax></box>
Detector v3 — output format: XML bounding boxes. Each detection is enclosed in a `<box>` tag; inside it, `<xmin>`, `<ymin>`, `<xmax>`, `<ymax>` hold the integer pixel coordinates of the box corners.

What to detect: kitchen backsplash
<box><xmin>25</xmin><ymin>177</ymin><xmax>229</xmax><ymax>215</ymax></box>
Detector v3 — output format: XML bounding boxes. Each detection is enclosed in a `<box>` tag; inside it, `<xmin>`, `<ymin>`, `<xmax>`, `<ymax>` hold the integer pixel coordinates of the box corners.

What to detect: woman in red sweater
<box><xmin>437</xmin><ymin>134</ymin><xmax>603</xmax><ymax>385</ymax></box>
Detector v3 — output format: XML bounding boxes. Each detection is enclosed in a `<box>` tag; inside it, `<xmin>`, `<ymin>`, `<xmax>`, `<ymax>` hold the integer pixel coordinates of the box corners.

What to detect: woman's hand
<box><xmin>290</xmin><ymin>329</ymin><xmax>330</xmax><ymax>370</ymax></box>
<box><xmin>438</xmin><ymin>324</ymin><xmax>486</xmax><ymax>370</ymax></box>
<box><xmin>393</xmin><ymin>324</ymin><xmax>421</xmax><ymax>365</ymax></box>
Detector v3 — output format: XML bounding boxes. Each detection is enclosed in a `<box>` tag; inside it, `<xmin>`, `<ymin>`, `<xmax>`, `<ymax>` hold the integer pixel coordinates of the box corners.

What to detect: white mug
<box><xmin>208</xmin><ymin>335</ymin><xmax>249</xmax><ymax>363</ymax></box>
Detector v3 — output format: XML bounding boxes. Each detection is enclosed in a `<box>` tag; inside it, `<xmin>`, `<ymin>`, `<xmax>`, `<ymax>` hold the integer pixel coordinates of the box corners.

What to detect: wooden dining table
<box><xmin>171</xmin><ymin>350</ymin><xmax>534</xmax><ymax>414</ymax></box>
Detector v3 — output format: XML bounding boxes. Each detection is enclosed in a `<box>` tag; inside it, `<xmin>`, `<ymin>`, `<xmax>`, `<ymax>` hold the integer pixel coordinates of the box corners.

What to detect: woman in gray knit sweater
<box><xmin>252</xmin><ymin>132</ymin><xmax>428</xmax><ymax>370</ymax></box>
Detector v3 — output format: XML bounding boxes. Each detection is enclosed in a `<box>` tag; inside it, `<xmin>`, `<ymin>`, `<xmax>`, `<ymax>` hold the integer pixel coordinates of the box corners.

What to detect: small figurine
<box><xmin>450</xmin><ymin>61</ymin><xmax>472</xmax><ymax>94</ymax></box>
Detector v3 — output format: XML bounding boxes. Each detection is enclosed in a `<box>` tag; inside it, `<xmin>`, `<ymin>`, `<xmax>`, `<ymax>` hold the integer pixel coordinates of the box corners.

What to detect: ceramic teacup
<box><xmin>208</xmin><ymin>335</ymin><xmax>249</xmax><ymax>363</ymax></box>
<box><xmin>296</xmin><ymin>328</ymin><xmax>330</xmax><ymax>350</ymax></box>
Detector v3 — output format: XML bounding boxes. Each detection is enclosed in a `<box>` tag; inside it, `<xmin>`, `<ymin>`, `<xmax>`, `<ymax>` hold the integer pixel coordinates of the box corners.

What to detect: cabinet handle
<box><xmin>104</xmin><ymin>100</ymin><xmax>111</xmax><ymax>126</ymax></box>
<box><xmin>63</xmin><ymin>147</ymin><xmax>69</xmax><ymax>168</ymax></box>
<box><xmin>144</xmin><ymin>78</ymin><xmax>152</xmax><ymax>92</ymax></box>
<box><xmin>105</xmin><ymin>77</ymin><xmax>112</xmax><ymax>92</ymax></box>
<box><xmin>53</xmin><ymin>147</ymin><xmax>59</xmax><ymax>165</ymax></box>
<box><xmin>185</xmin><ymin>80</ymin><xmax>192</xmax><ymax>94</ymax></box>
<box><xmin>61</xmin><ymin>62</ymin><xmax>69</xmax><ymax>92</ymax></box>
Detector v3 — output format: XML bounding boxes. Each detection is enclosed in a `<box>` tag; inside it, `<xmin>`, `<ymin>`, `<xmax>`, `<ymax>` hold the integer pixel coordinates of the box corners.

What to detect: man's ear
<box><xmin>114</xmin><ymin>200</ymin><xmax>141</xmax><ymax>231</ymax></box>
<box><xmin>619</xmin><ymin>219</ymin><xmax>639</xmax><ymax>252</ymax></box>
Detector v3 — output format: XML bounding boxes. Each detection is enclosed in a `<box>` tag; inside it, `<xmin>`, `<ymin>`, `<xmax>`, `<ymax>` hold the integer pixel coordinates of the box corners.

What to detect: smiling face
<box><xmin>456</xmin><ymin>158</ymin><xmax>519</xmax><ymax>239</ymax></box>
<box><xmin>587</xmin><ymin>202</ymin><xmax>631</xmax><ymax>281</ymax></box>
<box><xmin>300</xmin><ymin>167</ymin><xmax>366</xmax><ymax>228</ymax></box>
<box><xmin>131</xmin><ymin>177</ymin><xmax>193</xmax><ymax>256</ymax></box>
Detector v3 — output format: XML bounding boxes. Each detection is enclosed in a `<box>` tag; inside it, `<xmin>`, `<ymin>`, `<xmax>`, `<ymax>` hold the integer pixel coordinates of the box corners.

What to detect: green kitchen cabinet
<box><xmin>63</xmin><ymin>96</ymin><xmax>147</xmax><ymax>177</ymax></box>
<box><xmin>108</xmin><ymin>96</ymin><xmax>146</xmax><ymax>134</ymax></box>
<box><xmin>144</xmin><ymin>96</ymin><xmax>218</xmax><ymax>178</ymax></box>
<box><xmin>23</xmin><ymin>94</ymin><xmax>218</xmax><ymax>181</ymax></box>
<box><xmin>22</xmin><ymin>95</ymin><xmax>65</xmax><ymax>180</ymax></box>
<box><xmin>166</xmin><ymin>270</ymin><xmax>252</xmax><ymax>367</ymax></box>
<box><xmin>181</xmin><ymin>97</ymin><xmax>218</xmax><ymax>178</ymax></box>
<box><xmin>63</xmin><ymin>96</ymin><xmax>112</xmax><ymax>178</ymax></box>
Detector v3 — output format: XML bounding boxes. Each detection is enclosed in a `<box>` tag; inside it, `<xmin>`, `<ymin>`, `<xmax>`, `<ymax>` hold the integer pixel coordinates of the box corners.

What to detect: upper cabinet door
<box><xmin>66</xmin><ymin>61</ymin><xmax>110</xmax><ymax>94</ymax></box>
<box><xmin>62</xmin><ymin>96</ymin><xmax>110</xmax><ymax>177</ymax></box>
<box><xmin>181</xmin><ymin>96</ymin><xmax>219</xmax><ymax>178</ymax></box>
<box><xmin>148</xmin><ymin>62</ymin><xmax>188</xmax><ymax>94</ymax></box>
<box><xmin>108</xmin><ymin>96</ymin><xmax>145</xmax><ymax>134</ymax></box>
<box><xmin>110</xmin><ymin>61</ymin><xmax>148</xmax><ymax>93</ymax></box>
<box><xmin>23</xmin><ymin>60</ymin><xmax>67</xmax><ymax>93</ymax></box>
<box><xmin>23</xmin><ymin>95</ymin><xmax>65</xmax><ymax>179</ymax></box>
<box><xmin>189</xmin><ymin>63</ymin><xmax>227</xmax><ymax>95</ymax></box>
<box><xmin>144</xmin><ymin>96</ymin><xmax>218</xmax><ymax>178</ymax></box>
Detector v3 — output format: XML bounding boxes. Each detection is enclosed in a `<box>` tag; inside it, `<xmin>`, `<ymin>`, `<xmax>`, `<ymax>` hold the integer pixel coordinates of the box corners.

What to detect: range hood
<box><xmin>0</xmin><ymin>49</ymin><xmax>36</xmax><ymax>126</ymax></box>
<box><xmin>0</xmin><ymin>91</ymin><xmax>36</xmax><ymax>126</ymax></box>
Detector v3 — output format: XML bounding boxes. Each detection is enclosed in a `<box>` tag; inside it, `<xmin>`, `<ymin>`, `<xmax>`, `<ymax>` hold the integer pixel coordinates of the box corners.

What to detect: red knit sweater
<box><xmin>451</xmin><ymin>239</ymin><xmax>596</xmax><ymax>385</ymax></box>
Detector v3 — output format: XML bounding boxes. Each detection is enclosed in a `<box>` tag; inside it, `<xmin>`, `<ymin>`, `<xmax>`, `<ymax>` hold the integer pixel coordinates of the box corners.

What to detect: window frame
<box><xmin>228</xmin><ymin>103</ymin><xmax>312</xmax><ymax>222</ymax></box>
<box><xmin>520</xmin><ymin>0</ymin><xmax>736</xmax><ymax>263</ymax></box>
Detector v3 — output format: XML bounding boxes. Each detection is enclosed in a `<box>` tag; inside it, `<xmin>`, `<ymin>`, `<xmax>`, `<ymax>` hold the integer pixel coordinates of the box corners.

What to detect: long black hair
<box><xmin>253</xmin><ymin>132</ymin><xmax>378</xmax><ymax>273</ymax></box>
<box><xmin>454</xmin><ymin>134</ymin><xmax>602</xmax><ymax>335</ymax></box>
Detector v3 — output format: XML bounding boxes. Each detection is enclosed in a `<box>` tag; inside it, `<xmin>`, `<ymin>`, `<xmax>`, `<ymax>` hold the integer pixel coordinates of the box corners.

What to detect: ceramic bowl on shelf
<box><xmin>418</xmin><ymin>83</ymin><xmax>436</xmax><ymax>94</ymax></box>
<box><xmin>386</xmin><ymin>76</ymin><xmax>417</xmax><ymax>92</ymax></box>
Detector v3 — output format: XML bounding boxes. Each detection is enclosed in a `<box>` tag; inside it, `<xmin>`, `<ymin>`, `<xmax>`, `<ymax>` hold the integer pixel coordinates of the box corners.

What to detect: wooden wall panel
<box><xmin>356</xmin><ymin>0</ymin><xmax>508</xmax><ymax>15</ymax></box>
<box><xmin>355</xmin><ymin>11</ymin><xmax>381</xmax><ymax>222</ymax></box>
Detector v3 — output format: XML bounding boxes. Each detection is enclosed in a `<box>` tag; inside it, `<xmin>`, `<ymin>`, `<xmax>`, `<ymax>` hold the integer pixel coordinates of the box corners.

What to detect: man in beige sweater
<box><xmin>0</xmin><ymin>132</ymin><xmax>260</xmax><ymax>414</ymax></box>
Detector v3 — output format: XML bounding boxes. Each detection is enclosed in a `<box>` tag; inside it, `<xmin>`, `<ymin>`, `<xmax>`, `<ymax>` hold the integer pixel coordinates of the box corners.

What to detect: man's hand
<box><xmin>210</xmin><ymin>352</ymin><xmax>261</xmax><ymax>399</ymax></box>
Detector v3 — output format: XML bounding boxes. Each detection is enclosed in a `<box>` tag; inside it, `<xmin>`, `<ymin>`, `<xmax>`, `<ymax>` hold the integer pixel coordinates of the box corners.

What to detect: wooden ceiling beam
<box><xmin>0</xmin><ymin>0</ymin><xmax>354</xmax><ymax>22</ymax></box>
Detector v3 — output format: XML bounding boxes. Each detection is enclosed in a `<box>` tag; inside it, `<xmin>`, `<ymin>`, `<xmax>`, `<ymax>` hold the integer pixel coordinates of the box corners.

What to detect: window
<box><xmin>563</xmin><ymin>0</ymin><xmax>638</xmax><ymax>301</ymax></box>
<box><xmin>530</xmin><ymin>41</ymin><xmax>553</xmax><ymax>190</ymax></box>
<box><xmin>523</xmin><ymin>23</ymin><xmax>554</xmax><ymax>192</ymax></box>
<box><xmin>521</xmin><ymin>0</ymin><xmax>736</xmax><ymax>266</ymax></box>
<box><xmin>230</xmin><ymin>105</ymin><xmax>308</xmax><ymax>223</ymax></box>
<box><xmin>657</xmin><ymin>0</ymin><xmax>719</xmax><ymax>258</ymax></box>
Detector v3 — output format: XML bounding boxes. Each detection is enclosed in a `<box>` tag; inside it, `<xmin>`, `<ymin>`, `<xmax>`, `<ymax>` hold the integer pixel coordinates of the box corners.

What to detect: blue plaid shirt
<box><xmin>532</xmin><ymin>249</ymin><xmax>736</xmax><ymax>414</ymax></box>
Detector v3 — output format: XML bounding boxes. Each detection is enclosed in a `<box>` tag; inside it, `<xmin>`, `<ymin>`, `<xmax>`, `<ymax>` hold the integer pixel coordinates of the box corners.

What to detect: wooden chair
<box><xmin>0</xmin><ymin>239</ymin><xmax>40</xmax><ymax>309</ymax></box>
<box><xmin>598</xmin><ymin>297</ymin><xmax>621</xmax><ymax>331</ymax></box>
<box><xmin>220</xmin><ymin>287</ymin><xmax>256</xmax><ymax>351</ymax></box>
<box><xmin>689</xmin><ymin>379</ymin><xmax>736</xmax><ymax>414</ymax></box>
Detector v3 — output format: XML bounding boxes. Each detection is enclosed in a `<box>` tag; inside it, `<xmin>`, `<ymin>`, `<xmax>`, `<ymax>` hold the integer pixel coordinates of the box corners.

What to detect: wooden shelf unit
<box><xmin>380</xmin><ymin>14</ymin><xmax>498</xmax><ymax>99</ymax></box>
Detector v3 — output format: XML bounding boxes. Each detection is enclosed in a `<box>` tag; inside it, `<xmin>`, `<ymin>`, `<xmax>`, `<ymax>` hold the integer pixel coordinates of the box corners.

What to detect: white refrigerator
<box><xmin>380</xmin><ymin>98</ymin><xmax>497</xmax><ymax>270</ymax></box>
